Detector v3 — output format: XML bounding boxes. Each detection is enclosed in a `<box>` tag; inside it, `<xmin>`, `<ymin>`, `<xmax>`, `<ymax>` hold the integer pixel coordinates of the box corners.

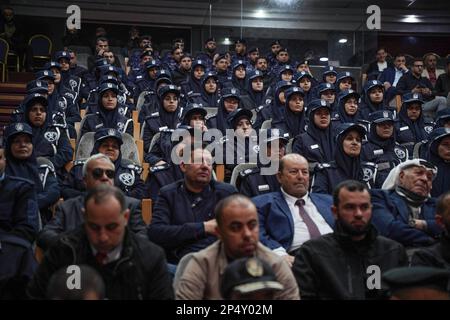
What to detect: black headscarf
<box><xmin>399</xmin><ymin>101</ymin><xmax>427</xmax><ymax>141</ymax></box>
<box><xmin>306</xmin><ymin>105</ymin><xmax>334</xmax><ymax>162</ymax></box>
<box><xmin>334</xmin><ymin>125</ymin><xmax>364</xmax><ymax>180</ymax></box>
<box><xmin>158</xmin><ymin>89</ymin><xmax>181</xmax><ymax>130</ymax></box>
<box><xmin>284</xmin><ymin>90</ymin><xmax>306</xmax><ymax>137</ymax></box>
<box><xmin>98</xmin><ymin>89</ymin><xmax>121</xmax><ymax>129</ymax></box>
<box><xmin>246</xmin><ymin>76</ymin><xmax>265</xmax><ymax>108</ymax></box>
<box><xmin>368</xmin><ymin>121</ymin><xmax>396</xmax><ymax>150</ymax></box>
<box><xmin>91</xmin><ymin>135</ymin><xmax>122</xmax><ymax>172</ymax></box>
<box><xmin>200</xmin><ymin>74</ymin><xmax>220</xmax><ymax>108</ymax></box>
<box><xmin>428</xmin><ymin>129</ymin><xmax>450</xmax><ymax>197</ymax></box>
<box><xmin>337</xmin><ymin>94</ymin><xmax>363</xmax><ymax>124</ymax></box>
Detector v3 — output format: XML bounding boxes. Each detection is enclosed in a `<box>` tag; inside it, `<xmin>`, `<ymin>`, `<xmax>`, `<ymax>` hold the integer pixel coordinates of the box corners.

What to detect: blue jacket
<box><xmin>147</xmin><ymin>179</ymin><xmax>237</xmax><ymax>263</ymax></box>
<box><xmin>370</xmin><ymin>189</ymin><xmax>442</xmax><ymax>247</ymax></box>
<box><xmin>253</xmin><ymin>191</ymin><xmax>335</xmax><ymax>250</ymax></box>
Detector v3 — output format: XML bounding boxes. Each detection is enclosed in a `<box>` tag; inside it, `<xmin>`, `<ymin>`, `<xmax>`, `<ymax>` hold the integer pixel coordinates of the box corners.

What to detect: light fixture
<box><xmin>338</xmin><ymin>38</ymin><xmax>348</xmax><ymax>44</ymax></box>
<box><xmin>320</xmin><ymin>57</ymin><xmax>329</xmax><ymax>62</ymax></box>
<box><xmin>223</xmin><ymin>38</ymin><xmax>232</xmax><ymax>45</ymax></box>
<box><xmin>255</xmin><ymin>9</ymin><xmax>266</xmax><ymax>18</ymax></box>
<box><xmin>273</xmin><ymin>0</ymin><xmax>297</xmax><ymax>5</ymax></box>
<box><xmin>402</xmin><ymin>15</ymin><xmax>421</xmax><ymax>23</ymax></box>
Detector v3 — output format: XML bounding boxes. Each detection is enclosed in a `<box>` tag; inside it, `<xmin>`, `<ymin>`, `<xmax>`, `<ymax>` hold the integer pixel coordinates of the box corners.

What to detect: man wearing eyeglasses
<box><xmin>396</xmin><ymin>58</ymin><xmax>448</xmax><ymax>119</ymax></box>
<box><xmin>37</xmin><ymin>153</ymin><xmax>146</xmax><ymax>251</ymax></box>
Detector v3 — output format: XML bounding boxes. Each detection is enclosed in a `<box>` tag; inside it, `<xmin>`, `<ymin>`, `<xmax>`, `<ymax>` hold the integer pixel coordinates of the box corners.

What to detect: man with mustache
<box><xmin>175</xmin><ymin>194</ymin><xmax>299</xmax><ymax>300</ymax></box>
<box><xmin>293</xmin><ymin>180</ymin><xmax>407</xmax><ymax>299</ymax></box>
<box><xmin>371</xmin><ymin>159</ymin><xmax>443</xmax><ymax>250</ymax></box>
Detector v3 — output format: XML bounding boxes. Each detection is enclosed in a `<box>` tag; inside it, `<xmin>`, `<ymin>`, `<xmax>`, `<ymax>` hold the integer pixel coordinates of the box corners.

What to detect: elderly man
<box><xmin>28</xmin><ymin>185</ymin><xmax>173</xmax><ymax>300</ymax></box>
<box><xmin>253</xmin><ymin>154</ymin><xmax>334</xmax><ymax>267</ymax></box>
<box><xmin>293</xmin><ymin>180</ymin><xmax>407</xmax><ymax>300</ymax></box>
<box><xmin>175</xmin><ymin>194</ymin><xmax>299</xmax><ymax>300</ymax></box>
<box><xmin>371</xmin><ymin>159</ymin><xmax>443</xmax><ymax>249</ymax></box>
<box><xmin>148</xmin><ymin>145</ymin><xmax>237</xmax><ymax>264</ymax></box>
<box><xmin>37</xmin><ymin>153</ymin><xmax>146</xmax><ymax>251</ymax></box>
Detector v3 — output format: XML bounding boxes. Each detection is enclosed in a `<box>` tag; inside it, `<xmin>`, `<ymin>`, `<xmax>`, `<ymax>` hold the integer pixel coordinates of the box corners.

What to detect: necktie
<box><xmin>95</xmin><ymin>252</ymin><xmax>108</xmax><ymax>266</ymax></box>
<box><xmin>295</xmin><ymin>199</ymin><xmax>321</xmax><ymax>239</ymax></box>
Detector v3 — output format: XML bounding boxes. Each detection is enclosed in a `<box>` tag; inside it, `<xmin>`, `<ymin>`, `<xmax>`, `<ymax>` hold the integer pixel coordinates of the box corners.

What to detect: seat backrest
<box><xmin>37</xmin><ymin>156</ymin><xmax>56</xmax><ymax>172</ymax></box>
<box><xmin>136</xmin><ymin>91</ymin><xmax>149</xmax><ymax>112</ymax></box>
<box><xmin>230</xmin><ymin>163</ymin><xmax>258</xmax><ymax>187</ymax></box>
<box><xmin>75</xmin><ymin>132</ymin><xmax>95</xmax><ymax>160</ymax></box>
<box><xmin>148</xmin><ymin>132</ymin><xmax>161</xmax><ymax>153</ymax></box>
<box><xmin>0</xmin><ymin>38</ymin><xmax>9</xmax><ymax>63</ymax></box>
<box><xmin>261</xmin><ymin>119</ymin><xmax>272</xmax><ymax>131</ymax></box>
<box><xmin>29</xmin><ymin>34</ymin><xmax>52</xmax><ymax>56</ymax></box>
<box><xmin>204</xmin><ymin>107</ymin><xmax>217</xmax><ymax>117</ymax></box>
<box><xmin>121</xmin><ymin>132</ymin><xmax>141</xmax><ymax>165</ymax></box>
<box><xmin>172</xmin><ymin>252</ymin><xmax>195</xmax><ymax>292</ymax></box>
<box><xmin>76</xmin><ymin>53</ymin><xmax>89</xmax><ymax>69</ymax></box>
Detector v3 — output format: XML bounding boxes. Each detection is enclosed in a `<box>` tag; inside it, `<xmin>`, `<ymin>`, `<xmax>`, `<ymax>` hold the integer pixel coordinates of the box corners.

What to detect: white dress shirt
<box><xmin>273</xmin><ymin>189</ymin><xmax>333</xmax><ymax>256</ymax></box>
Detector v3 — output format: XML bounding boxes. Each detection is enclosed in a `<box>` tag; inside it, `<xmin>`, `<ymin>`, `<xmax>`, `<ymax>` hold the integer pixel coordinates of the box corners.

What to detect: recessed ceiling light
<box><xmin>402</xmin><ymin>15</ymin><xmax>421</xmax><ymax>23</ymax></box>
<box><xmin>338</xmin><ymin>38</ymin><xmax>348</xmax><ymax>44</ymax></box>
<box><xmin>255</xmin><ymin>9</ymin><xmax>266</xmax><ymax>18</ymax></box>
<box><xmin>320</xmin><ymin>57</ymin><xmax>329</xmax><ymax>62</ymax></box>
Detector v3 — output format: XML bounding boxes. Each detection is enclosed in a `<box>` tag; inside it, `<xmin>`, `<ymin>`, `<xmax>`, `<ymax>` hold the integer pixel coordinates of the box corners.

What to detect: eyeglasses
<box><xmin>91</xmin><ymin>168</ymin><xmax>115</xmax><ymax>179</ymax></box>
<box><xmin>414</xmin><ymin>64</ymin><xmax>424</xmax><ymax>68</ymax></box>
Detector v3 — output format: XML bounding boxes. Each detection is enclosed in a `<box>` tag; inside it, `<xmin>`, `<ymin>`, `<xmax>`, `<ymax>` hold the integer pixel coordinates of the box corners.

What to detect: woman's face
<box><xmin>407</xmin><ymin>103</ymin><xmax>421</xmax><ymax>121</ymax></box>
<box><xmin>28</xmin><ymin>104</ymin><xmax>47</xmax><ymax>127</ymax></box>
<box><xmin>10</xmin><ymin>134</ymin><xmax>33</xmax><ymax>160</ymax></box>
<box><xmin>281</xmin><ymin>71</ymin><xmax>293</xmax><ymax>82</ymax></box>
<box><xmin>101</xmin><ymin>90</ymin><xmax>118</xmax><ymax>110</ymax></box>
<box><xmin>194</xmin><ymin>66</ymin><xmax>205</xmax><ymax>80</ymax></box>
<box><xmin>223</xmin><ymin>97</ymin><xmax>239</xmax><ymax>113</ymax></box>
<box><xmin>438</xmin><ymin>136</ymin><xmax>450</xmax><ymax>161</ymax></box>
<box><xmin>251</xmin><ymin>78</ymin><xmax>264</xmax><ymax>92</ymax></box>
<box><xmin>325</xmin><ymin>74</ymin><xmax>336</xmax><ymax>84</ymax></box>
<box><xmin>189</xmin><ymin>113</ymin><xmax>206</xmax><ymax>131</ymax></box>
<box><xmin>344</xmin><ymin>97</ymin><xmax>358</xmax><ymax>115</ymax></box>
<box><xmin>321</xmin><ymin>90</ymin><xmax>335</xmax><ymax>104</ymax></box>
<box><xmin>299</xmin><ymin>78</ymin><xmax>311</xmax><ymax>91</ymax></box>
<box><xmin>342</xmin><ymin>130</ymin><xmax>362</xmax><ymax>157</ymax></box>
<box><xmin>313</xmin><ymin>108</ymin><xmax>330</xmax><ymax>129</ymax></box>
<box><xmin>369</xmin><ymin>87</ymin><xmax>384</xmax><ymax>104</ymax></box>
<box><xmin>98</xmin><ymin>137</ymin><xmax>120</xmax><ymax>162</ymax></box>
<box><xmin>235</xmin><ymin>117</ymin><xmax>252</xmax><ymax>137</ymax></box>
<box><xmin>288</xmin><ymin>94</ymin><xmax>304</xmax><ymax>113</ymax></box>
<box><xmin>339</xmin><ymin>78</ymin><xmax>353</xmax><ymax>91</ymax></box>
<box><xmin>163</xmin><ymin>92</ymin><xmax>178</xmax><ymax>112</ymax></box>
<box><xmin>51</xmin><ymin>68</ymin><xmax>61</xmax><ymax>84</ymax></box>
<box><xmin>235</xmin><ymin>66</ymin><xmax>246</xmax><ymax>80</ymax></box>
<box><xmin>204</xmin><ymin>78</ymin><xmax>217</xmax><ymax>94</ymax></box>
<box><xmin>376</xmin><ymin>122</ymin><xmax>394</xmax><ymax>139</ymax></box>
<box><xmin>47</xmin><ymin>80</ymin><xmax>55</xmax><ymax>95</ymax></box>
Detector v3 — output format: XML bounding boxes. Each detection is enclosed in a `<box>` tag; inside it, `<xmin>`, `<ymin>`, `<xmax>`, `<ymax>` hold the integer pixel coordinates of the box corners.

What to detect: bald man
<box><xmin>253</xmin><ymin>154</ymin><xmax>335</xmax><ymax>266</ymax></box>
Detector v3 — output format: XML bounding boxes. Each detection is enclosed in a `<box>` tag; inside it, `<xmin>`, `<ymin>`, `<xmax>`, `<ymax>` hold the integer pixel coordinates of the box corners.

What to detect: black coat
<box><xmin>28</xmin><ymin>227</ymin><xmax>173</xmax><ymax>300</ymax></box>
<box><xmin>293</xmin><ymin>224</ymin><xmax>408</xmax><ymax>300</ymax></box>
<box><xmin>411</xmin><ymin>233</ymin><xmax>450</xmax><ymax>269</ymax></box>
<box><xmin>238</xmin><ymin>167</ymin><xmax>281</xmax><ymax>198</ymax></box>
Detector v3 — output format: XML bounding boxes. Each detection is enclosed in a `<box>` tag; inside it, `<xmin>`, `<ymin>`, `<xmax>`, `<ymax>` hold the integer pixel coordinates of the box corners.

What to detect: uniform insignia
<box><xmin>246</xmin><ymin>258</ymin><xmax>263</xmax><ymax>277</ymax></box>
<box><xmin>374</xmin><ymin>149</ymin><xmax>384</xmax><ymax>156</ymax></box>
<box><xmin>108</xmin><ymin>128</ymin><xmax>116</xmax><ymax>136</ymax></box>
<box><xmin>252</xmin><ymin>145</ymin><xmax>260</xmax><ymax>153</ymax></box>
<box><xmin>383</xmin><ymin>111</ymin><xmax>389</xmax><ymax>118</ymax></box>
<box><xmin>44</xmin><ymin>131</ymin><xmax>58</xmax><ymax>142</ymax></box>
<box><xmin>118</xmin><ymin>107</ymin><xmax>125</xmax><ymax>116</ymax></box>
<box><xmin>310</xmin><ymin>144</ymin><xmax>319</xmax><ymax>150</ymax></box>
<box><xmin>118</xmin><ymin>95</ymin><xmax>126</xmax><ymax>104</ymax></box>
<box><xmin>424</xmin><ymin>126</ymin><xmax>433</xmax><ymax>134</ymax></box>
<box><xmin>363</xmin><ymin>167</ymin><xmax>374</xmax><ymax>181</ymax></box>
<box><xmin>258</xmin><ymin>184</ymin><xmax>270</xmax><ymax>191</ymax></box>
<box><xmin>119</xmin><ymin>173</ymin><xmax>134</xmax><ymax>186</ymax></box>
<box><xmin>15</xmin><ymin>123</ymin><xmax>24</xmax><ymax>131</ymax></box>
<box><xmin>69</xmin><ymin>79</ymin><xmax>77</xmax><ymax>90</ymax></box>
<box><xmin>394</xmin><ymin>147</ymin><xmax>406</xmax><ymax>159</ymax></box>
<box><xmin>117</xmin><ymin>122</ymin><xmax>124</xmax><ymax>132</ymax></box>
<box><xmin>58</xmin><ymin>100</ymin><xmax>67</xmax><ymax>110</ymax></box>
<box><xmin>400</xmin><ymin>126</ymin><xmax>409</xmax><ymax>131</ymax></box>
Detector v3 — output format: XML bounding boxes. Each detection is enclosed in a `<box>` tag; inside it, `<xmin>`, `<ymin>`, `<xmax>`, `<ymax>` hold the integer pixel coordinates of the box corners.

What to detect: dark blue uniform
<box><xmin>145</xmin><ymin>163</ymin><xmax>184</xmax><ymax>202</ymax></box>
<box><xmin>238</xmin><ymin>166</ymin><xmax>280</xmax><ymax>198</ymax></box>
<box><xmin>359</xmin><ymin>80</ymin><xmax>396</xmax><ymax>120</ymax></box>
<box><xmin>426</xmin><ymin>128</ymin><xmax>450</xmax><ymax>198</ymax></box>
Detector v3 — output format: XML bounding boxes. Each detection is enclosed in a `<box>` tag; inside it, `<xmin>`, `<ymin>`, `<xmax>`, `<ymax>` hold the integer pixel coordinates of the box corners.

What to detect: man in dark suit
<box><xmin>253</xmin><ymin>154</ymin><xmax>334</xmax><ymax>267</ymax></box>
<box><xmin>378</xmin><ymin>53</ymin><xmax>409</xmax><ymax>103</ymax></box>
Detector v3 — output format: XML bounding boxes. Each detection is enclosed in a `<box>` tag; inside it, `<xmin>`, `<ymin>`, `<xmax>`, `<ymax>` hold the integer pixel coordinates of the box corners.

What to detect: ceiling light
<box><xmin>402</xmin><ymin>15</ymin><xmax>421</xmax><ymax>23</ymax></box>
<box><xmin>319</xmin><ymin>57</ymin><xmax>329</xmax><ymax>62</ymax></box>
<box><xmin>338</xmin><ymin>38</ymin><xmax>348</xmax><ymax>44</ymax></box>
<box><xmin>223</xmin><ymin>38</ymin><xmax>232</xmax><ymax>45</ymax></box>
<box><xmin>255</xmin><ymin>9</ymin><xmax>266</xmax><ymax>18</ymax></box>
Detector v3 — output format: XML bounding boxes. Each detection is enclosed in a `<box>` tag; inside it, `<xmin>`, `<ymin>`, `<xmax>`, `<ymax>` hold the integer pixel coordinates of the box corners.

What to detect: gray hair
<box><xmin>82</xmin><ymin>153</ymin><xmax>114</xmax><ymax>178</ymax></box>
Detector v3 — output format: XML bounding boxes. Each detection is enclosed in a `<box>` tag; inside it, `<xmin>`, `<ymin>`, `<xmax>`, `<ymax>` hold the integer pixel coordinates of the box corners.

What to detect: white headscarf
<box><xmin>381</xmin><ymin>159</ymin><xmax>437</xmax><ymax>190</ymax></box>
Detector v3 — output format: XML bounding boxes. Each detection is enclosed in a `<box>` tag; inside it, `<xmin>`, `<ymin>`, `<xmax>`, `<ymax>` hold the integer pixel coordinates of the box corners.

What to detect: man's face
<box><xmin>216</xmin><ymin>59</ymin><xmax>228</xmax><ymax>72</ymax></box>
<box><xmin>369</xmin><ymin>87</ymin><xmax>383</xmax><ymax>103</ymax></box>
<box><xmin>332</xmin><ymin>188</ymin><xmax>372</xmax><ymax>237</ymax></box>
<box><xmin>256</xmin><ymin>58</ymin><xmax>267</xmax><ymax>71</ymax></box>
<box><xmin>142</xmin><ymin>55</ymin><xmax>152</xmax><ymax>65</ymax></box>
<box><xmin>173</xmin><ymin>48</ymin><xmax>183</xmax><ymax>62</ymax></box>
<box><xmin>314</xmin><ymin>108</ymin><xmax>331</xmax><ymax>129</ymax></box>
<box><xmin>3</xmin><ymin>9</ymin><xmax>14</xmax><ymax>22</ymax></box>
<box><xmin>162</xmin><ymin>93</ymin><xmax>178</xmax><ymax>112</ymax></box>
<box><xmin>83</xmin><ymin>158</ymin><xmax>115</xmax><ymax>190</ymax></box>
<box><xmin>412</xmin><ymin>61</ymin><xmax>424</xmax><ymax>76</ymax></box>
<box><xmin>84</xmin><ymin>195</ymin><xmax>129</xmax><ymax>254</ymax></box>
<box><xmin>59</xmin><ymin>58</ymin><xmax>70</xmax><ymax>72</ymax></box>
<box><xmin>277</xmin><ymin>51</ymin><xmax>289</xmax><ymax>63</ymax></box>
<box><xmin>271</xmin><ymin>44</ymin><xmax>281</xmax><ymax>54</ymax></box>
<box><xmin>96</xmin><ymin>40</ymin><xmax>109</xmax><ymax>53</ymax></box>
<box><xmin>398</xmin><ymin>166</ymin><xmax>433</xmax><ymax>197</ymax></box>
<box><xmin>10</xmin><ymin>134</ymin><xmax>33</xmax><ymax>160</ymax></box>
<box><xmin>140</xmin><ymin>39</ymin><xmax>151</xmax><ymax>49</ymax></box>
<box><xmin>248</xmin><ymin>51</ymin><xmax>259</xmax><ymax>63</ymax></box>
<box><xmin>425</xmin><ymin>55</ymin><xmax>437</xmax><ymax>70</ymax></box>
<box><xmin>299</xmin><ymin>78</ymin><xmax>311</xmax><ymax>91</ymax></box>
<box><xmin>342</xmin><ymin>130</ymin><xmax>362</xmax><ymax>157</ymax></box>
<box><xmin>180</xmin><ymin>57</ymin><xmax>192</xmax><ymax>71</ymax></box>
<box><xmin>103</xmin><ymin>52</ymin><xmax>115</xmax><ymax>65</ymax></box>
<box><xmin>235</xmin><ymin>117</ymin><xmax>252</xmax><ymax>137</ymax></box>
<box><xmin>407</xmin><ymin>103</ymin><xmax>421</xmax><ymax>121</ymax></box>
<box><xmin>251</xmin><ymin>78</ymin><xmax>264</xmax><ymax>92</ymax></box>
<box><xmin>98</xmin><ymin>138</ymin><xmax>120</xmax><ymax>162</ymax></box>
<box><xmin>344</xmin><ymin>97</ymin><xmax>358</xmax><ymax>116</ymax></box>
<box><xmin>223</xmin><ymin>97</ymin><xmax>239</xmax><ymax>113</ymax></box>
<box><xmin>0</xmin><ymin>149</ymin><xmax>6</xmax><ymax>175</ymax></box>
<box><xmin>217</xmin><ymin>202</ymin><xmax>259</xmax><ymax>259</ymax></box>
<box><xmin>181</xmin><ymin>149</ymin><xmax>213</xmax><ymax>186</ymax></box>
<box><xmin>376</xmin><ymin>122</ymin><xmax>394</xmax><ymax>139</ymax></box>
<box><xmin>288</xmin><ymin>94</ymin><xmax>304</xmax><ymax>113</ymax></box>
<box><xmin>194</xmin><ymin>66</ymin><xmax>205</xmax><ymax>80</ymax></box>
<box><xmin>205</xmin><ymin>40</ymin><xmax>217</xmax><ymax>52</ymax></box>
<box><xmin>376</xmin><ymin>49</ymin><xmax>387</xmax><ymax>62</ymax></box>
<box><xmin>320</xmin><ymin>90</ymin><xmax>335</xmax><ymax>104</ymax></box>
<box><xmin>235</xmin><ymin>66</ymin><xmax>246</xmax><ymax>80</ymax></box>
<box><xmin>235</xmin><ymin>43</ymin><xmax>246</xmax><ymax>54</ymax></box>
<box><xmin>204</xmin><ymin>77</ymin><xmax>217</xmax><ymax>94</ymax></box>
<box><xmin>277</xmin><ymin>156</ymin><xmax>309</xmax><ymax>198</ymax></box>
<box><xmin>101</xmin><ymin>91</ymin><xmax>118</xmax><ymax>110</ymax></box>
<box><xmin>438</xmin><ymin>136</ymin><xmax>450</xmax><ymax>161</ymax></box>
<box><xmin>28</xmin><ymin>104</ymin><xmax>46</xmax><ymax>127</ymax></box>
<box><xmin>394</xmin><ymin>56</ymin><xmax>406</xmax><ymax>69</ymax></box>
<box><xmin>148</xmin><ymin>67</ymin><xmax>158</xmax><ymax>79</ymax></box>
<box><xmin>69</xmin><ymin>52</ymin><xmax>77</xmax><ymax>67</ymax></box>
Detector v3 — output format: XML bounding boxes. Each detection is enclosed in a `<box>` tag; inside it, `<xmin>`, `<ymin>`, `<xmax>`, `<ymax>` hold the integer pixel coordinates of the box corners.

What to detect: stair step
<box><xmin>0</xmin><ymin>82</ymin><xmax>27</xmax><ymax>94</ymax></box>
